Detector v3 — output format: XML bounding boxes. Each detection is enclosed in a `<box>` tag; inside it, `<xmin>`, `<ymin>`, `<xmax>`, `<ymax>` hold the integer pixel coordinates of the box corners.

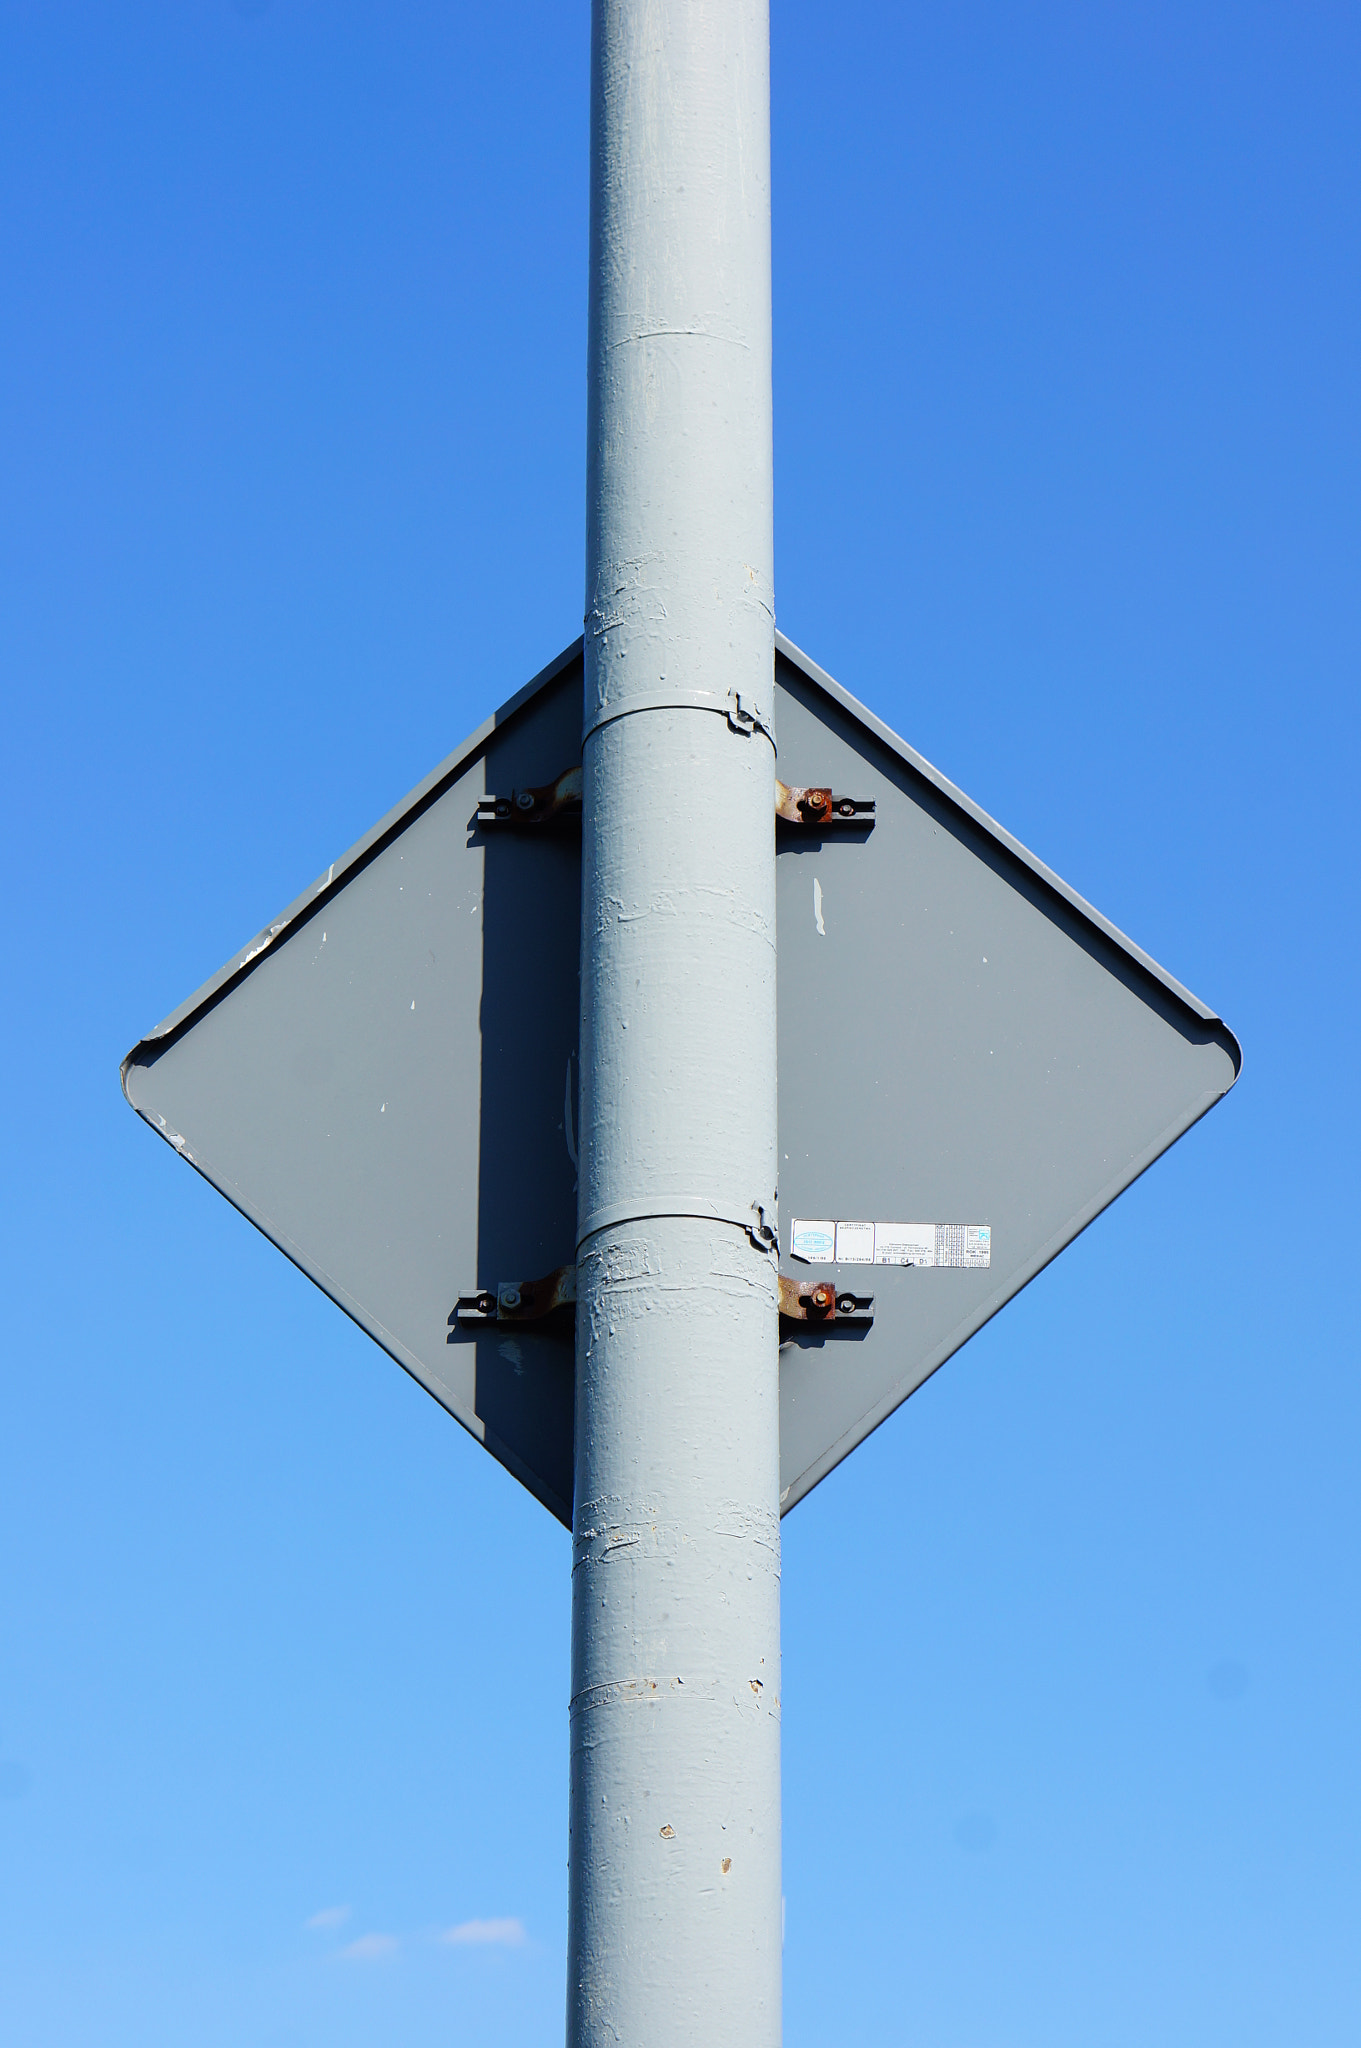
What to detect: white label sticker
<box><xmin>790</xmin><ymin>1219</ymin><xmax>991</xmax><ymax>1269</ymax></box>
<box><xmin>873</xmin><ymin>1223</ymin><xmax>936</xmax><ymax>1267</ymax></box>
<box><xmin>789</xmin><ymin>1218</ymin><xmax>836</xmax><ymax>1262</ymax></box>
<box><xmin>936</xmin><ymin>1224</ymin><xmax>991</xmax><ymax>1268</ymax></box>
<box><xmin>877</xmin><ymin>1223</ymin><xmax>991</xmax><ymax>1268</ymax></box>
<box><xmin>835</xmin><ymin>1220</ymin><xmax>876</xmax><ymax>1264</ymax></box>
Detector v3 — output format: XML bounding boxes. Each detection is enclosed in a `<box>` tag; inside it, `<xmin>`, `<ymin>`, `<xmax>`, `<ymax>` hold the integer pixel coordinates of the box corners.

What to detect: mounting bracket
<box><xmin>477</xmin><ymin>768</ymin><xmax>875</xmax><ymax>834</ymax></box>
<box><xmin>452</xmin><ymin>1263</ymin><xmax>874</xmax><ymax>1335</ymax></box>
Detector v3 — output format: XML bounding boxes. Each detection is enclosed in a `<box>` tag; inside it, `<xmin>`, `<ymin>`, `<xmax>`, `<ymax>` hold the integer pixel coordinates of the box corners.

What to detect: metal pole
<box><xmin>569</xmin><ymin>2</ymin><xmax>780</xmax><ymax>2041</ymax></box>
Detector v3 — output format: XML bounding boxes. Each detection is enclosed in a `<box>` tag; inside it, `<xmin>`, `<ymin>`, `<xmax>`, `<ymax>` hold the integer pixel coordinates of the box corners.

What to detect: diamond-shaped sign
<box><xmin>122</xmin><ymin>635</ymin><xmax>1238</xmax><ymax>1524</ymax></box>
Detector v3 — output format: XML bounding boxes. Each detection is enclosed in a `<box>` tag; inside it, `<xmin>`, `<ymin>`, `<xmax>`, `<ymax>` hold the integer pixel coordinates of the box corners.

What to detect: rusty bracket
<box><xmin>775</xmin><ymin>781</ymin><xmax>876</xmax><ymax>829</ymax></box>
<box><xmin>452</xmin><ymin>1264</ymin><xmax>870</xmax><ymax>1335</ymax></box>
<box><xmin>478</xmin><ymin>764</ymin><xmax>872</xmax><ymax>834</ymax></box>
<box><xmin>450</xmin><ymin>1262</ymin><xmax>577</xmax><ymax>1332</ymax></box>
<box><xmin>476</xmin><ymin>766</ymin><xmax>582</xmax><ymax>831</ymax></box>
<box><xmin>778</xmin><ymin>1274</ymin><xmax>875</xmax><ymax>1328</ymax></box>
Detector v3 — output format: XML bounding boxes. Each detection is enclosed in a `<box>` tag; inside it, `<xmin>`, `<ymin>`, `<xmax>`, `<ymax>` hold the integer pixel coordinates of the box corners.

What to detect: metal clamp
<box><xmin>778</xmin><ymin>1274</ymin><xmax>874</xmax><ymax>1327</ymax></box>
<box><xmin>478</xmin><ymin>765</ymin><xmax>872</xmax><ymax>834</ymax></box>
<box><xmin>749</xmin><ymin>1199</ymin><xmax>779</xmax><ymax>1253</ymax></box>
<box><xmin>775</xmin><ymin>781</ymin><xmax>876</xmax><ymax>829</ymax></box>
<box><xmin>450</xmin><ymin>1263</ymin><xmax>577</xmax><ymax>1332</ymax></box>
<box><xmin>477</xmin><ymin>767</ymin><xmax>582</xmax><ymax>831</ymax></box>
<box><xmin>454</xmin><ymin>1264</ymin><xmax>870</xmax><ymax>1334</ymax></box>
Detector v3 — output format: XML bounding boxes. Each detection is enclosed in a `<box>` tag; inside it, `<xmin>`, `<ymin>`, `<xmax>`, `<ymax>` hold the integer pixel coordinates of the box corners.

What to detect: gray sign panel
<box><xmin>770</xmin><ymin>639</ymin><xmax>1238</xmax><ymax>1509</ymax></box>
<box><xmin>122</xmin><ymin>634</ymin><xmax>1238</xmax><ymax>1525</ymax></box>
<box><xmin>124</xmin><ymin>643</ymin><xmax>585</xmax><ymax>1523</ymax></box>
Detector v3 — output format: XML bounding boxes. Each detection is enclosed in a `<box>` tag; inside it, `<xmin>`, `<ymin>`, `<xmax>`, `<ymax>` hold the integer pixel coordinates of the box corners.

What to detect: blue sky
<box><xmin>2</xmin><ymin>4</ymin><xmax>1357</xmax><ymax>2043</ymax></box>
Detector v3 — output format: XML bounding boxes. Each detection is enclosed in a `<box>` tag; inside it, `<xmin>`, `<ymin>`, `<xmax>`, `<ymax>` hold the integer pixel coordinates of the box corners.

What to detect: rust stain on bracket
<box><xmin>777</xmin><ymin>1274</ymin><xmax>874</xmax><ymax>1327</ymax></box>
<box><xmin>451</xmin><ymin>1263</ymin><xmax>577</xmax><ymax>1333</ymax></box>
<box><xmin>454</xmin><ymin>1266</ymin><xmax>873</xmax><ymax>1335</ymax></box>
<box><xmin>775</xmin><ymin>780</ymin><xmax>876</xmax><ymax>829</ymax></box>
<box><xmin>477</xmin><ymin>765</ymin><xmax>873</xmax><ymax>833</ymax></box>
<box><xmin>477</xmin><ymin>767</ymin><xmax>583</xmax><ymax>831</ymax></box>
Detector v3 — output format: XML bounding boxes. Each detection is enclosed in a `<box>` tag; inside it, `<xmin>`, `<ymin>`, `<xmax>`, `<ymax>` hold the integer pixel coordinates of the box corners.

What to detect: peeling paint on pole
<box><xmin>569</xmin><ymin>2</ymin><xmax>783</xmax><ymax>2040</ymax></box>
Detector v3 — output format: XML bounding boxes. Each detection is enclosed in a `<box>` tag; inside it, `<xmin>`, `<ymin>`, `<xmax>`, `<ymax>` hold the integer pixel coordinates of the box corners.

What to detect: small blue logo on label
<box><xmin>790</xmin><ymin>1220</ymin><xmax>835</xmax><ymax>1261</ymax></box>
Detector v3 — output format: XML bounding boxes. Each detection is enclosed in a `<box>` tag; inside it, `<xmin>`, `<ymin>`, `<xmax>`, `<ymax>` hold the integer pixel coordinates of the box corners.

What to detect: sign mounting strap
<box><xmin>477</xmin><ymin>768</ymin><xmax>875</xmax><ymax>834</ymax></box>
<box><xmin>452</xmin><ymin>1264</ymin><xmax>874</xmax><ymax>1333</ymax></box>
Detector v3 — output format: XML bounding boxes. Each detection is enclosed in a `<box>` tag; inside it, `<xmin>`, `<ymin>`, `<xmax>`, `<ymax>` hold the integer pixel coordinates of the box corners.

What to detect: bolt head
<box><xmin>502</xmin><ymin>1286</ymin><xmax>521</xmax><ymax>1309</ymax></box>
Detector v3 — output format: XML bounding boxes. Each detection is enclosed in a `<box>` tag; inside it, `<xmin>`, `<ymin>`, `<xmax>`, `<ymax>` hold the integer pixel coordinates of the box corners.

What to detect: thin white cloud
<box><xmin>442</xmin><ymin>1917</ymin><xmax>526</xmax><ymax>1948</ymax></box>
<box><xmin>339</xmin><ymin>1932</ymin><xmax>398</xmax><ymax>1962</ymax></box>
<box><xmin>306</xmin><ymin>1904</ymin><xmax>351</xmax><ymax>1931</ymax></box>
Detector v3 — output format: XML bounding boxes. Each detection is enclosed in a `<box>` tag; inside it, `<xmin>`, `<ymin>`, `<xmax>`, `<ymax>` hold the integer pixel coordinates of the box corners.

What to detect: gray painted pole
<box><xmin>569</xmin><ymin>2</ymin><xmax>781</xmax><ymax>2041</ymax></box>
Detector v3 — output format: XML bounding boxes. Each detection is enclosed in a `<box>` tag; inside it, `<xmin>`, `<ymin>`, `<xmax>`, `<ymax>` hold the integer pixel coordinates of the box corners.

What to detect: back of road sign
<box><xmin>122</xmin><ymin>635</ymin><xmax>1239</xmax><ymax>1526</ymax></box>
<box><xmin>769</xmin><ymin>642</ymin><xmax>1238</xmax><ymax>1507</ymax></box>
<box><xmin>124</xmin><ymin>644</ymin><xmax>585</xmax><ymax>1523</ymax></box>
